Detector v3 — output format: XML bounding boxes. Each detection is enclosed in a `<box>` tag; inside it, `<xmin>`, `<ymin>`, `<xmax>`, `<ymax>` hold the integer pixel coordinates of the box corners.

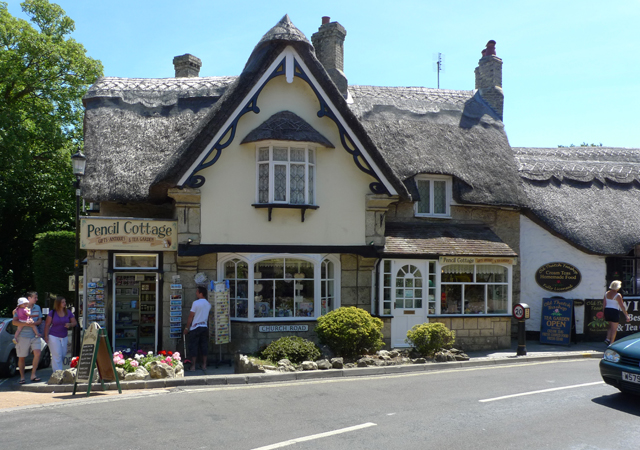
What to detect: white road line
<box><xmin>251</xmin><ymin>422</ymin><xmax>377</xmax><ymax>450</ymax></box>
<box><xmin>479</xmin><ymin>381</ymin><xmax>605</xmax><ymax>403</ymax></box>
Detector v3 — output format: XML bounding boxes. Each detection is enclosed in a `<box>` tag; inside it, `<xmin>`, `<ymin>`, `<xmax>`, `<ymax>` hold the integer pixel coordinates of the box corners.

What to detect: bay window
<box><xmin>257</xmin><ymin>145</ymin><xmax>315</xmax><ymax>205</ymax></box>
<box><xmin>441</xmin><ymin>264</ymin><xmax>509</xmax><ymax>314</ymax></box>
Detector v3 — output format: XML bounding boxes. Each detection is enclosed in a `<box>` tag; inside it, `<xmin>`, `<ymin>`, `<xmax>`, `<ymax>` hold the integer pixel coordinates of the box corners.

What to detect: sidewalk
<box><xmin>1</xmin><ymin>339</ymin><xmax>605</xmax><ymax>410</ymax></box>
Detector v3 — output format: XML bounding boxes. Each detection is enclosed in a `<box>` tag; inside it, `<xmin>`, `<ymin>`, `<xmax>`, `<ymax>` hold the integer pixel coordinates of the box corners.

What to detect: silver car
<box><xmin>0</xmin><ymin>318</ymin><xmax>51</xmax><ymax>378</ymax></box>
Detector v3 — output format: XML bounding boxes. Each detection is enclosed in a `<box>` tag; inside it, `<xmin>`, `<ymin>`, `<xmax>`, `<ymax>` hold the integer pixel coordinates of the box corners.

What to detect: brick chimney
<box><xmin>173</xmin><ymin>54</ymin><xmax>202</xmax><ymax>78</ymax></box>
<box><xmin>311</xmin><ymin>16</ymin><xmax>348</xmax><ymax>97</ymax></box>
<box><xmin>474</xmin><ymin>40</ymin><xmax>503</xmax><ymax>119</ymax></box>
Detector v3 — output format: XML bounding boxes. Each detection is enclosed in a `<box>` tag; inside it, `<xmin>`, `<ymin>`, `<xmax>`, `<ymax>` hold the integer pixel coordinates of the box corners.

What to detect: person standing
<box><xmin>604</xmin><ymin>280</ymin><xmax>630</xmax><ymax>346</ymax></box>
<box><xmin>12</xmin><ymin>291</ymin><xmax>42</xmax><ymax>383</ymax></box>
<box><xmin>44</xmin><ymin>296</ymin><xmax>77</xmax><ymax>372</ymax></box>
<box><xmin>184</xmin><ymin>286</ymin><xmax>211</xmax><ymax>372</ymax></box>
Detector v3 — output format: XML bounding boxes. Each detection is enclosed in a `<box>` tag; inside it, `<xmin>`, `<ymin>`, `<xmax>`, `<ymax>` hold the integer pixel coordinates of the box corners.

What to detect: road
<box><xmin>1</xmin><ymin>359</ymin><xmax>637</xmax><ymax>449</ymax></box>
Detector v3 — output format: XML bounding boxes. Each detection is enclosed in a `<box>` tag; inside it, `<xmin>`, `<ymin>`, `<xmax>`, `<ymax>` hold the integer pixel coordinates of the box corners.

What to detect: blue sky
<box><xmin>8</xmin><ymin>0</ymin><xmax>640</xmax><ymax>148</ymax></box>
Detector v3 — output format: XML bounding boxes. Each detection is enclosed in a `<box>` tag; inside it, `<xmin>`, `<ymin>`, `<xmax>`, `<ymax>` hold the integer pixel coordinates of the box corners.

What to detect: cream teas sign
<box><xmin>80</xmin><ymin>217</ymin><xmax>178</xmax><ymax>251</ymax></box>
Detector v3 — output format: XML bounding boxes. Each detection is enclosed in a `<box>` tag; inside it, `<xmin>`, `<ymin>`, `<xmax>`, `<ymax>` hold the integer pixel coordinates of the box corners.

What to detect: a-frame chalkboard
<box><xmin>73</xmin><ymin>322</ymin><xmax>122</xmax><ymax>396</ymax></box>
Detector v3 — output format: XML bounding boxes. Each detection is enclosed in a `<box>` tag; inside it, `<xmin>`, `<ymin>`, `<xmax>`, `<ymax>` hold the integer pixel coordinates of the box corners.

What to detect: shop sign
<box><xmin>585</xmin><ymin>297</ymin><xmax>640</xmax><ymax>339</ymax></box>
<box><xmin>540</xmin><ymin>297</ymin><xmax>573</xmax><ymax>345</ymax></box>
<box><xmin>439</xmin><ymin>257</ymin><xmax>515</xmax><ymax>265</ymax></box>
<box><xmin>80</xmin><ymin>217</ymin><xmax>177</xmax><ymax>251</ymax></box>
<box><xmin>535</xmin><ymin>262</ymin><xmax>581</xmax><ymax>292</ymax></box>
<box><xmin>259</xmin><ymin>325</ymin><xmax>309</xmax><ymax>333</ymax></box>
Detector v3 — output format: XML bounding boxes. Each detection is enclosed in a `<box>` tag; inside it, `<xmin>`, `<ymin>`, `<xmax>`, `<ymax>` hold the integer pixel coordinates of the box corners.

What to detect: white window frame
<box><xmin>256</xmin><ymin>142</ymin><xmax>316</xmax><ymax>205</ymax></box>
<box><xmin>218</xmin><ymin>253</ymin><xmax>340</xmax><ymax>321</ymax></box>
<box><xmin>414</xmin><ymin>174</ymin><xmax>452</xmax><ymax>218</ymax></box>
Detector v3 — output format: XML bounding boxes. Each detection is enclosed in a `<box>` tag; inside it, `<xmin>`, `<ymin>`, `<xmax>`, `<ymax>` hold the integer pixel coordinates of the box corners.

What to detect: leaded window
<box><xmin>415</xmin><ymin>175</ymin><xmax>451</xmax><ymax>217</ymax></box>
<box><xmin>257</xmin><ymin>145</ymin><xmax>315</xmax><ymax>205</ymax></box>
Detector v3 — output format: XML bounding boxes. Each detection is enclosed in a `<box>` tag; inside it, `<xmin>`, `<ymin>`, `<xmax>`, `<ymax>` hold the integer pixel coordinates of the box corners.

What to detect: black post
<box><xmin>516</xmin><ymin>320</ymin><xmax>527</xmax><ymax>356</ymax></box>
<box><xmin>73</xmin><ymin>178</ymin><xmax>81</xmax><ymax>357</ymax></box>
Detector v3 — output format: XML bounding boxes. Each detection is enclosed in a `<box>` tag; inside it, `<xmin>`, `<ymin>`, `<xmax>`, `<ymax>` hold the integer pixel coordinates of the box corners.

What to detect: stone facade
<box><xmin>429</xmin><ymin>316</ymin><xmax>511</xmax><ymax>351</ymax></box>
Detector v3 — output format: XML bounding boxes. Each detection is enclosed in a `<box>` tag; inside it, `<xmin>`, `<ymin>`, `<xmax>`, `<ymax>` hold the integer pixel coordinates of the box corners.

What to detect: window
<box><xmin>113</xmin><ymin>253</ymin><xmax>159</xmax><ymax>270</ymax></box>
<box><xmin>220</xmin><ymin>254</ymin><xmax>339</xmax><ymax>320</ymax></box>
<box><xmin>441</xmin><ymin>264</ymin><xmax>509</xmax><ymax>314</ymax></box>
<box><xmin>257</xmin><ymin>145</ymin><xmax>315</xmax><ymax>205</ymax></box>
<box><xmin>381</xmin><ymin>260</ymin><xmax>436</xmax><ymax>315</ymax></box>
<box><xmin>414</xmin><ymin>175</ymin><xmax>451</xmax><ymax>217</ymax></box>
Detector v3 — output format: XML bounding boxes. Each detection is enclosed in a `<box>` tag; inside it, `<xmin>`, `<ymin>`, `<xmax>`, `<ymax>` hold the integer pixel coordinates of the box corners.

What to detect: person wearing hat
<box><xmin>13</xmin><ymin>297</ymin><xmax>41</xmax><ymax>344</ymax></box>
<box><xmin>12</xmin><ymin>291</ymin><xmax>43</xmax><ymax>383</ymax></box>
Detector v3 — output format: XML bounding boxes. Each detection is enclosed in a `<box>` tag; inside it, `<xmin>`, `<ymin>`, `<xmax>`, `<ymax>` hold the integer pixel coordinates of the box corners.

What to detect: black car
<box><xmin>600</xmin><ymin>332</ymin><xmax>640</xmax><ymax>395</ymax></box>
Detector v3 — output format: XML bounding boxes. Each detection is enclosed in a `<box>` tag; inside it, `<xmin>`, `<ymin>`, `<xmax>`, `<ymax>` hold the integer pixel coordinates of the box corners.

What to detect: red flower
<box><xmin>167</xmin><ymin>351</ymin><xmax>173</xmax><ymax>356</ymax></box>
<box><xmin>70</xmin><ymin>356</ymin><xmax>79</xmax><ymax>368</ymax></box>
<box><xmin>159</xmin><ymin>350</ymin><xmax>167</xmax><ymax>356</ymax></box>
<box><xmin>596</xmin><ymin>311</ymin><xmax>604</xmax><ymax>319</ymax></box>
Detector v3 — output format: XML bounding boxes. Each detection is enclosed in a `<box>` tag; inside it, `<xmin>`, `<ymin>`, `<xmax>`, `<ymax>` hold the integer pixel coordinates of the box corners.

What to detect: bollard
<box><xmin>513</xmin><ymin>303</ymin><xmax>530</xmax><ymax>357</ymax></box>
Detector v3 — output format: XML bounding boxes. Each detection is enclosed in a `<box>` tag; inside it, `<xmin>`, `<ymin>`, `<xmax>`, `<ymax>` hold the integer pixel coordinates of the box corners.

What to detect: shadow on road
<box><xmin>591</xmin><ymin>393</ymin><xmax>640</xmax><ymax>416</ymax></box>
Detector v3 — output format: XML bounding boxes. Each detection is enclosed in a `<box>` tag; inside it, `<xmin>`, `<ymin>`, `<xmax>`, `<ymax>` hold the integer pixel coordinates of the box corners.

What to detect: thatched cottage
<box><xmin>80</xmin><ymin>15</ymin><xmax>533</xmax><ymax>357</ymax></box>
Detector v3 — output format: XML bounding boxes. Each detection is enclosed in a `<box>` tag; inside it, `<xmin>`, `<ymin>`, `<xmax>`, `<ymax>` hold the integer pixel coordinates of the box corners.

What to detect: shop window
<box><xmin>441</xmin><ymin>264</ymin><xmax>509</xmax><ymax>314</ymax></box>
<box><xmin>414</xmin><ymin>175</ymin><xmax>451</xmax><ymax>217</ymax></box>
<box><xmin>381</xmin><ymin>260</ymin><xmax>436</xmax><ymax>315</ymax></box>
<box><xmin>220</xmin><ymin>254</ymin><xmax>339</xmax><ymax>320</ymax></box>
<box><xmin>256</xmin><ymin>145</ymin><xmax>315</xmax><ymax>205</ymax></box>
<box><xmin>607</xmin><ymin>253</ymin><xmax>640</xmax><ymax>295</ymax></box>
<box><xmin>113</xmin><ymin>254</ymin><xmax>159</xmax><ymax>270</ymax></box>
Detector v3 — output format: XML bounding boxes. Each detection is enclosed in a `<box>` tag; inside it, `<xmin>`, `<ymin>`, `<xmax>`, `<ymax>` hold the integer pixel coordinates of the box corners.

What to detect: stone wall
<box><xmin>429</xmin><ymin>316</ymin><xmax>511</xmax><ymax>351</ymax></box>
<box><xmin>226</xmin><ymin>322</ymin><xmax>318</xmax><ymax>356</ymax></box>
<box><xmin>340</xmin><ymin>255</ymin><xmax>376</xmax><ymax>312</ymax></box>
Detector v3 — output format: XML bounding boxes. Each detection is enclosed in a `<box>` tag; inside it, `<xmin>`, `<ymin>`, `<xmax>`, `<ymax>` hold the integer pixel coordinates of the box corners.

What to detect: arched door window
<box><xmin>395</xmin><ymin>265</ymin><xmax>423</xmax><ymax>309</ymax></box>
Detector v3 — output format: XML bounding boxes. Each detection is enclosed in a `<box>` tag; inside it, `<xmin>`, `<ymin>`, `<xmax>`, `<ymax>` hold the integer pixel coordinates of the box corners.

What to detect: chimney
<box><xmin>173</xmin><ymin>54</ymin><xmax>202</xmax><ymax>78</ymax></box>
<box><xmin>474</xmin><ymin>40</ymin><xmax>503</xmax><ymax>119</ymax></box>
<box><xmin>311</xmin><ymin>17</ymin><xmax>348</xmax><ymax>97</ymax></box>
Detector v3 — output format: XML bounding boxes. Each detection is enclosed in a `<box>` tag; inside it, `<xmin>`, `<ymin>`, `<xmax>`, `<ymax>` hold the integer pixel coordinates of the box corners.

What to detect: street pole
<box><xmin>71</xmin><ymin>149</ymin><xmax>86</xmax><ymax>357</ymax></box>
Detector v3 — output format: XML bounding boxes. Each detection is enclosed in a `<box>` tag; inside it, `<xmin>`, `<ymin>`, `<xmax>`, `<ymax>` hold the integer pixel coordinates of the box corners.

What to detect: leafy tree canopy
<box><xmin>0</xmin><ymin>0</ymin><xmax>102</xmax><ymax>314</ymax></box>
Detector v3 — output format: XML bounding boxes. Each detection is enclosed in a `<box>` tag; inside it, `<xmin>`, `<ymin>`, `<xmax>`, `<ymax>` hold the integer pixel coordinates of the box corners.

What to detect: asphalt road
<box><xmin>1</xmin><ymin>359</ymin><xmax>637</xmax><ymax>449</ymax></box>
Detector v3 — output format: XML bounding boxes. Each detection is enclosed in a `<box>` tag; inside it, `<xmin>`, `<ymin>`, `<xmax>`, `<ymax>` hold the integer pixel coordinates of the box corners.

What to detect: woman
<box><xmin>44</xmin><ymin>296</ymin><xmax>77</xmax><ymax>372</ymax></box>
<box><xmin>604</xmin><ymin>280</ymin><xmax>629</xmax><ymax>346</ymax></box>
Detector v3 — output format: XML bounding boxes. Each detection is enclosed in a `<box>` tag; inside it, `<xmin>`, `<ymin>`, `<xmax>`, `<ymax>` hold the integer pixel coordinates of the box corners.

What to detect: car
<box><xmin>600</xmin><ymin>332</ymin><xmax>640</xmax><ymax>395</ymax></box>
<box><xmin>0</xmin><ymin>318</ymin><xmax>51</xmax><ymax>378</ymax></box>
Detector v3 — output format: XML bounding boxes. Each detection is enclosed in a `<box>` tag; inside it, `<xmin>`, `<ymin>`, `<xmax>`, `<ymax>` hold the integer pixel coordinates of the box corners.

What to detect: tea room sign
<box><xmin>80</xmin><ymin>217</ymin><xmax>178</xmax><ymax>251</ymax></box>
<box><xmin>535</xmin><ymin>262</ymin><xmax>581</xmax><ymax>292</ymax></box>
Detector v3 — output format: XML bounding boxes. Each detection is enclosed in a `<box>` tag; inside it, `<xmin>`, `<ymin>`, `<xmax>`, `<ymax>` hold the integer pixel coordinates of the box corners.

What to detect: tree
<box><xmin>0</xmin><ymin>1</ymin><xmax>102</xmax><ymax>314</ymax></box>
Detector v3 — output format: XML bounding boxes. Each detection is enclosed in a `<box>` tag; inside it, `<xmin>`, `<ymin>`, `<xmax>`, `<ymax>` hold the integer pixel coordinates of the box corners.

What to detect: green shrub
<box><xmin>405</xmin><ymin>322</ymin><xmax>455</xmax><ymax>357</ymax></box>
<box><xmin>32</xmin><ymin>231</ymin><xmax>79</xmax><ymax>306</ymax></box>
<box><xmin>315</xmin><ymin>307</ymin><xmax>384</xmax><ymax>358</ymax></box>
<box><xmin>261</xmin><ymin>336</ymin><xmax>321</xmax><ymax>364</ymax></box>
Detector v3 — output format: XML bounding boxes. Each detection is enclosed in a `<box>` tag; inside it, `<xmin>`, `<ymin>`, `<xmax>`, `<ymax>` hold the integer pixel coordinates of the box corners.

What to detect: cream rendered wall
<box><xmin>520</xmin><ymin>215</ymin><xmax>606</xmax><ymax>331</ymax></box>
<box><xmin>199</xmin><ymin>75</ymin><xmax>376</xmax><ymax>245</ymax></box>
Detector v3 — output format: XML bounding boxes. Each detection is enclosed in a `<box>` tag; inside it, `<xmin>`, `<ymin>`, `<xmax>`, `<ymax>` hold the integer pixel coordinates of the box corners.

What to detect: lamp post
<box><xmin>71</xmin><ymin>149</ymin><xmax>86</xmax><ymax>357</ymax></box>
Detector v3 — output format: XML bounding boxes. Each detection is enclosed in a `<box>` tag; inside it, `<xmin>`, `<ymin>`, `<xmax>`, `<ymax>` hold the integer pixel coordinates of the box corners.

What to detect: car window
<box><xmin>5</xmin><ymin>321</ymin><xmax>16</xmax><ymax>335</ymax></box>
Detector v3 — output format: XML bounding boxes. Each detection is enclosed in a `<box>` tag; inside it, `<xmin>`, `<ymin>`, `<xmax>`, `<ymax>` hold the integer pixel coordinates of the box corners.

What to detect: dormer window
<box><xmin>414</xmin><ymin>175</ymin><xmax>452</xmax><ymax>218</ymax></box>
<box><xmin>257</xmin><ymin>144</ymin><xmax>315</xmax><ymax>205</ymax></box>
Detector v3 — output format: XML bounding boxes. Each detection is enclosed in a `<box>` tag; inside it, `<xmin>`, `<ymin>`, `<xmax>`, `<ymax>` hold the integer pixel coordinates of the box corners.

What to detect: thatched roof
<box><xmin>348</xmin><ymin>86</ymin><xmax>527</xmax><ymax>207</ymax></box>
<box><xmin>514</xmin><ymin>147</ymin><xmax>640</xmax><ymax>255</ymax></box>
<box><xmin>383</xmin><ymin>222</ymin><xmax>517</xmax><ymax>258</ymax></box>
<box><xmin>241</xmin><ymin>110</ymin><xmax>334</xmax><ymax>147</ymax></box>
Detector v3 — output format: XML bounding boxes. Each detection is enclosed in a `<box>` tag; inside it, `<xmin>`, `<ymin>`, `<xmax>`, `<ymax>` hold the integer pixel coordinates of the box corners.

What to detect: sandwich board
<box><xmin>73</xmin><ymin>322</ymin><xmax>122</xmax><ymax>396</ymax></box>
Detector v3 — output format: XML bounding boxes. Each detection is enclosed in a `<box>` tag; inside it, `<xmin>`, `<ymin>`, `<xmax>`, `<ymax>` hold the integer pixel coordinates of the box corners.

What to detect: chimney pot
<box><xmin>322</xmin><ymin>16</ymin><xmax>330</xmax><ymax>24</ymax></box>
<box><xmin>173</xmin><ymin>53</ymin><xmax>202</xmax><ymax>78</ymax></box>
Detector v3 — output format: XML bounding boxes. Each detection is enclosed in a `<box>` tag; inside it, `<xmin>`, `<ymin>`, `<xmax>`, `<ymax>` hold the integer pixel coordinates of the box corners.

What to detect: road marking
<box><xmin>479</xmin><ymin>381</ymin><xmax>605</xmax><ymax>402</ymax></box>
<box><xmin>251</xmin><ymin>422</ymin><xmax>377</xmax><ymax>449</ymax></box>
<box><xmin>0</xmin><ymin>378</ymin><xmax>8</xmax><ymax>387</ymax></box>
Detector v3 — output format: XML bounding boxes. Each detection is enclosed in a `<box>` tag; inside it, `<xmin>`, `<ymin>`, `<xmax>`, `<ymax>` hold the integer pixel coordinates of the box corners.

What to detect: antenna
<box><xmin>432</xmin><ymin>53</ymin><xmax>445</xmax><ymax>89</ymax></box>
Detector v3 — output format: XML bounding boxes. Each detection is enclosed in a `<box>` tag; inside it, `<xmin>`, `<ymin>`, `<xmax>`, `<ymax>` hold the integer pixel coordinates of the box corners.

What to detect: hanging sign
<box><xmin>540</xmin><ymin>298</ymin><xmax>574</xmax><ymax>346</ymax></box>
<box><xmin>80</xmin><ymin>217</ymin><xmax>178</xmax><ymax>251</ymax></box>
<box><xmin>73</xmin><ymin>322</ymin><xmax>122</xmax><ymax>396</ymax></box>
<box><xmin>439</xmin><ymin>256</ymin><xmax>515</xmax><ymax>265</ymax></box>
<box><xmin>535</xmin><ymin>262</ymin><xmax>581</xmax><ymax>292</ymax></box>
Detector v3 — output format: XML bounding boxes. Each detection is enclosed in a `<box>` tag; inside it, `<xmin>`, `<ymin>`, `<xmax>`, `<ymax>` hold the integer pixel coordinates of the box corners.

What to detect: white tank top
<box><xmin>605</xmin><ymin>293</ymin><xmax>621</xmax><ymax>310</ymax></box>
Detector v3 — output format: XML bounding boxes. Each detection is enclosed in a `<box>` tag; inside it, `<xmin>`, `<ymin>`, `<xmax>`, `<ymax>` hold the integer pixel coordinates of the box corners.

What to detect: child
<box><xmin>13</xmin><ymin>297</ymin><xmax>41</xmax><ymax>344</ymax></box>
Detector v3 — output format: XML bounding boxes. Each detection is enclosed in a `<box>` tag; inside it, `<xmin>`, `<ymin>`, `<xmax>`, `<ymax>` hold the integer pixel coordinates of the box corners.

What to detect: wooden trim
<box><xmin>179</xmin><ymin>243</ymin><xmax>380</xmax><ymax>257</ymax></box>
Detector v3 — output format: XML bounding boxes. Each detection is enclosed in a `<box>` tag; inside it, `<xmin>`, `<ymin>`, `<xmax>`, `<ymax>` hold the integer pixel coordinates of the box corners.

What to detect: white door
<box><xmin>391</xmin><ymin>263</ymin><xmax>427</xmax><ymax>347</ymax></box>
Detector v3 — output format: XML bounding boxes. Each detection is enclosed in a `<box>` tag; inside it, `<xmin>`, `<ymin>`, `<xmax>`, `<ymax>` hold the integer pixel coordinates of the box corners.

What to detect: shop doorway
<box><xmin>113</xmin><ymin>273</ymin><xmax>159</xmax><ymax>354</ymax></box>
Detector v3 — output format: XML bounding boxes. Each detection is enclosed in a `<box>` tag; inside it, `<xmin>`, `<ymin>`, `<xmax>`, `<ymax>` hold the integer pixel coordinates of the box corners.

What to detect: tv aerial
<box><xmin>432</xmin><ymin>53</ymin><xmax>445</xmax><ymax>89</ymax></box>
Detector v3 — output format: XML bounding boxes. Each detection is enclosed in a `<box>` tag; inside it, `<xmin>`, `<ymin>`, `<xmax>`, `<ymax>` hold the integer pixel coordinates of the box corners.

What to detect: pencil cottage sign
<box><xmin>534</xmin><ymin>262</ymin><xmax>581</xmax><ymax>292</ymax></box>
<box><xmin>80</xmin><ymin>217</ymin><xmax>178</xmax><ymax>251</ymax></box>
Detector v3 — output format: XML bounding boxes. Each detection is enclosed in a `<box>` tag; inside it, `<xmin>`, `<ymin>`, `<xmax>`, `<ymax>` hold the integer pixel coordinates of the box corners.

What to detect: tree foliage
<box><xmin>32</xmin><ymin>231</ymin><xmax>77</xmax><ymax>307</ymax></box>
<box><xmin>0</xmin><ymin>1</ymin><xmax>102</xmax><ymax>314</ymax></box>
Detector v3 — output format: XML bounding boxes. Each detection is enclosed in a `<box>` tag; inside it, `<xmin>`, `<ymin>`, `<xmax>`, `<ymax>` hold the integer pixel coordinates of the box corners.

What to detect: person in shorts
<box><xmin>604</xmin><ymin>280</ymin><xmax>630</xmax><ymax>346</ymax></box>
<box><xmin>184</xmin><ymin>286</ymin><xmax>211</xmax><ymax>372</ymax></box>
<box><xmin>12</xmin><ymin>291</ymin><xmax>43</xmax><ymax>383</ymax></box>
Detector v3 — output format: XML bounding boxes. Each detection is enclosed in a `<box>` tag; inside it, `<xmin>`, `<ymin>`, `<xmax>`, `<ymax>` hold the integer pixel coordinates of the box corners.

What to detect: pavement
<box><xmin>0</xmin><ymin>339</ymin><xmax>606</xmax><ymax>410</ymax></box>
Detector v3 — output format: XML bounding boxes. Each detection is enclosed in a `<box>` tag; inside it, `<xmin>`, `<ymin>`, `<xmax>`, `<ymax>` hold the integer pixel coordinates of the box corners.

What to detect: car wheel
<box><xmin>0</xmin><ymin>351</ymin><xmax>18</xmax><ymax>378</ymax></box>
<box><xmin>39</xmin><ymin>347</ymin><xmax>51</xmax><ymax>369</ymax></box>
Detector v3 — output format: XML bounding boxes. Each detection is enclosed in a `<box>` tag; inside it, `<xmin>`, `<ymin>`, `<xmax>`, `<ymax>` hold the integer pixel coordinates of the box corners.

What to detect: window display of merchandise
<box><xmin>114</xmin><ymin>274</ymin><xmax>157</xmax><ymax>353</ymax></box>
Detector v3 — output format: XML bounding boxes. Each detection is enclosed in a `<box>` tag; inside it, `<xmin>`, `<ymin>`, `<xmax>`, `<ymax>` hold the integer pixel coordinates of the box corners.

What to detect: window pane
<box><xmin>488</xmin><ymin>285</ymin><xmax>508</xmax><ymax>313</ymax></box>
<box><xmin>290</xmin><ymin>164</ymin><xmax>306</xmax><ymax>204</ymax></box>
<box><xmin>417</xmin><ymin>180</ymin><xmax>431</xmax><ymax>214</ymax></box>
<box><xmin>308</xmin><ymin>165</ymin><xmax>314</xmax><ymax>204</ymax></box>
<box><xmin>295</xmin><ymin>279</ymin><xmax>314</xmax><ymax>317</ymax></box>
<box><xmin>236</xmin><ymin>299</ymin><xmax>248</xmax><ymax>318</ymax></box>
<box><xmin>274</xmin><ymin>165</ymin><xmax>287</xmax><ymax>201</ymax></box>
<box><xmin>441</xmin><ymin>264</ymin><xmax>474</xmax><ymax>282</ymax></box>
<box><xmin>273</xmin><ymin>147</ymin><xmax>288</xmax><ymax>161</ymax></box>
<box><xmin>225</xmin><ymin>260</ymin><xmax>238</xmax><ymax>279</ymax></box>
<box><xmin>476</xmin><ymin>265</ymin><xmax>508</xmax><ymax>282</ymax></box>
<box><xmin>255</xmin><ymin>259</ymin><xmax>283</xmax><ymax>279</ymax></box>
<box><xmin>258</xmin><ymin>163</ymin><xmax>269</xmax><ymax>203</ymax></box>
<box><xmin>286</xmin><ymin>258</ymin><xmax>314</xmax><ymax>278</ymax></box>
<box><xmin>290</xmin><ymin>148</ymin><xmax>305</xmax><ymax>162</ymax></box>
<box><xmin>434</xmin><ymin>180</ymin><xmax>446</xmax><ymax>214</ymax></box>
<box><xmin>442</xmin><ymin>284</ymin><xmax>462</xmax><ymax>314</ymax></box>
<box><xmin>464</xmin><ymin>285</ymin><xmax>485</xmax><ymax>313</ymax></box>
<box><xmin>258</xmin><ymin>147</ymin><xmax>270</xmax><ymax>161</ymax></box>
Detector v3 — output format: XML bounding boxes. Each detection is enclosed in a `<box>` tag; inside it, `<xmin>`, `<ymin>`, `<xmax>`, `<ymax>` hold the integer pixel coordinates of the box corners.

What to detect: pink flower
<box><xmin>131</xmin><ymin>360</ymin><xmax>139</xmax><ymax>367</ymax></box>
<box><xmin>166</xmin><ymin>356</ymin><xmax>172</xmax><ymax>362</ymax></box>
<box><xmin>596</xmin><ymin>311</ymin><xmax>604</xmax><ymax>319</ymax></box>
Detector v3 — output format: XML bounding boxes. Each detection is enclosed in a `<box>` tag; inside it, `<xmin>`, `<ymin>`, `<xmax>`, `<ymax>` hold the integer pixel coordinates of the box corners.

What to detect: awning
<box><xmin>382</xmin><ymin>223</ymin><xmax>517</xmax><ymax>259</ymax></box>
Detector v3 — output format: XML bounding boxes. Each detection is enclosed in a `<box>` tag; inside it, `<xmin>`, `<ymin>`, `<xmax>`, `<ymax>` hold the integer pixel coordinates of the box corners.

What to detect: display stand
<box><xmin>209</xmin><ymin>280</ymin><xmax>232</xmax><ymax>367</ymax></box>
<box><xmin>73</xmin><ymin>322</ymin><xmax>122</xmax><ymax>397</ymax></box>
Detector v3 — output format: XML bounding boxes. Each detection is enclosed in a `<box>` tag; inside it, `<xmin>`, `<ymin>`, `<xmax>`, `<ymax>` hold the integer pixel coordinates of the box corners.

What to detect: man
<box><xmin>184</xmin><ymin>286</ymin><xmax>211</xmax><ymax>372</ymax></box>
<box><xmin>12</xmin><ymin>291</ymin><xmax>42</xmax><ymax>383</ymax></box>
